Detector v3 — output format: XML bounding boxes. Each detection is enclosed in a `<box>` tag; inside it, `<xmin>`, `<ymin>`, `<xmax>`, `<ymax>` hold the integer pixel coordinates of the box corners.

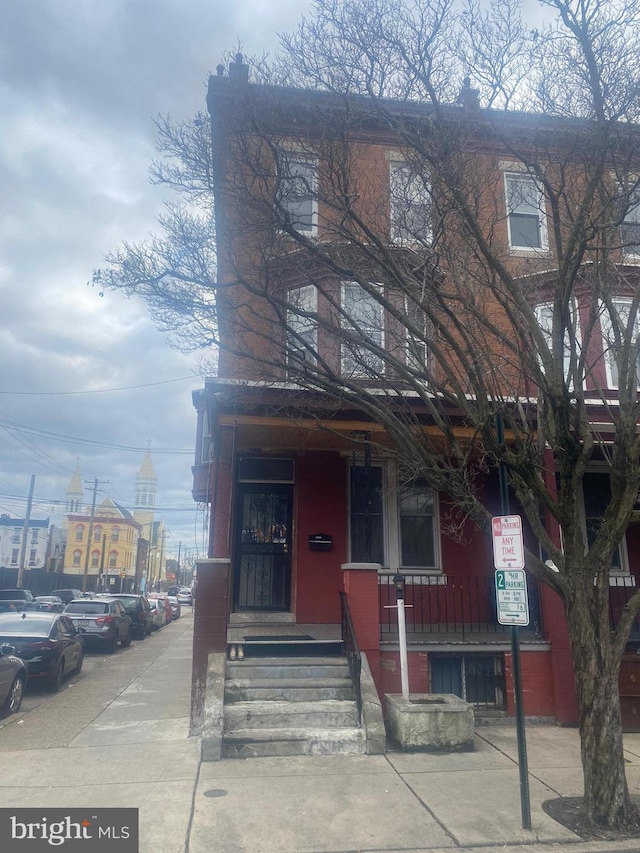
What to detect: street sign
<box><xmin>492</xmin><ymin>515</ymin><xmax>525</xmax><ymax>570</ymax></box>
<box><xmin>495</xmin><ymin>569</ymin><xmax>530</xmax><ymax>626</ymax></box>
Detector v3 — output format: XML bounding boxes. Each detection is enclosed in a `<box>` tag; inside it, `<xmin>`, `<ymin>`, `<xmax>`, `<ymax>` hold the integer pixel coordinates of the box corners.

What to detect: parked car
<box><xmin>177</xmin><ymin>588</ymin><xmax>192</xmax><ymax>606</ymax></box>
<box><xmin>52</xmin><ymin>589</ymin><xmax>83</xmax><ymax>606</ymax></box>
<box><xmin>167</xmin><ymin>585</ymin><xmax>181</xmax><ymax>597</ymax></box>
<box><xmin>34</xmin><ymin>596</ymin><xmax>65</xmax><ymax>613</ymax></box>
<box><xmin>105</xmin><ymin>594</ymin><xmax>153</xmax><ymax>640</ymax></box>
<box><xmin>63</xmin><ymin>598</ymin><xmax>132</xmax><ymax>653</ymax></box>
<box><xmin>0</xmin><ymin>644</ymin><xmax>27</xmax><ymax>717</ymax></box>
<box><xmin>147</xmin><ymin>598</ymin><xmax>167</xmax><ymax>631</ymax></box>
<box><xmin>0</xmin><ymin>589</ymin><xmax>36</xmax><ymax>613</ymax></box>
<box><xmin>166</xmin><ymin>596</ymin><xmax>181</xmax><ymax>620</ymax></box>
<box><xmin>147</xmin><ymin>595</ymin><xmax>172</xmax><ymax>625</ymax></box>
<box><xmin>0</xmin><ymin>612</ymin><xmax>83</xmax><ymax>692</ymax></box>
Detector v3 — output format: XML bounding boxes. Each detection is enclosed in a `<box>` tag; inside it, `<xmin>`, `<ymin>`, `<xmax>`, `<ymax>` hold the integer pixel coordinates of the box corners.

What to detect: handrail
<box><xmin>340</xmin><ymin>591</ymin><xmax>362</xmax><ymax>725</ymax></box>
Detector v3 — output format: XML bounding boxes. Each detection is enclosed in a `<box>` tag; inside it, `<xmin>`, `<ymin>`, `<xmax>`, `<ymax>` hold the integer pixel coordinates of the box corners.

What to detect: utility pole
<box><xmin>16</xmin><ymin>474</ymin><xmax>36</xmax><ymax>589</ymax></box>
<box><xmin>81</xmin><ymin>478</ymin><xmax>108</xmax><ymax>593</ymax></box>
<box><xmin>177</xmin><ymin>540</ymin><xmax>182</xmax><ymax>585</ymax></box>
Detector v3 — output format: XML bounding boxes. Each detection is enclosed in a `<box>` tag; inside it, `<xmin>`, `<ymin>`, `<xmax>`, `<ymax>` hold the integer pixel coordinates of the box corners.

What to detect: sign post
<box><xmin>492</xmin><ymin>513</ymin><xmax>531</xmax><ymax>830</ymax></box>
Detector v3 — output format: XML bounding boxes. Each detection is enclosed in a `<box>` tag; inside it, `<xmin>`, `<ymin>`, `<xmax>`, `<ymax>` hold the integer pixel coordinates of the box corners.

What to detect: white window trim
<box><xmin>534</xmin><ymin>301</ymin><xmax>581</xmax><ymax>387</ymax></box>
<box><xmin>277</xmin><ymin>151</ymin><xmax>318</xmax><ymax>237</ymax></box>
<box><xmin>600</xmin><ymin>297</ymin><xmax>640</xmax><ymax>390</ymax></box>
<box><xmin>504</xmin><ymin>172</ymin><xmax>549</xmax><ymax>253</ymax></box>
<box><xmin>347</xmin><ymin>458</ymin><xmax>442</xmax><ymax>572</ymax></box>
<box><xmin>287</xmin><ymin>284</ymin><xmax>318</xmax><ymax>370</ymax></box>
<box><xmin>340</xmin><ymin>281</ymin><xmax>385</xmax><ymax>378</ymax></box>
<box><xmin>388</xmin><ymin>159</ymin><xmax>432</xmax><ymax>246</ymax></box>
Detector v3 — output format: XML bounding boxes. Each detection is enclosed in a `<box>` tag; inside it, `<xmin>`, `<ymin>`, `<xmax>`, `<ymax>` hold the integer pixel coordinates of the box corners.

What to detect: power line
<box><xmin>0</xmin><ymin>374</ymin><xmax>207</xmax><ymax>397</ymax></box>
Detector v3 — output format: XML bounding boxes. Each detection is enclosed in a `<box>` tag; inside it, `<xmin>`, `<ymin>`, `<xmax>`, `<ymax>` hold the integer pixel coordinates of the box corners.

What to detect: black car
<box><xmin>63</xmin><ymin>599</ymin><xmax>132</xmax><ymax>652</ymax></box>
<box><xmin>105</xmin><ymin>595</ymin><xmax>153</xmax><ymax>640</ymax></box>
<box><xmin>35</xmin><ymin>596</ymin><xmax>65</xmax><ymax>613</ymax></box>
<box><xmin>52</xmin><ymin>589</ymin><xmax>83</xmax><ymax>606</ymax></box>
<box><xmin>0</xmin><ymin>612</ymin><xmax>84</xmax><ymax>692</ymax></box>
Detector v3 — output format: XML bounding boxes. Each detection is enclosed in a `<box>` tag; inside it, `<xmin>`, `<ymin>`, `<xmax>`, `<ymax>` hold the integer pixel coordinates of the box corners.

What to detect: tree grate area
<box><xmin>543</xmin><ymin>797</ymin><xmax>640</xmax><ymax>841</ymax></box>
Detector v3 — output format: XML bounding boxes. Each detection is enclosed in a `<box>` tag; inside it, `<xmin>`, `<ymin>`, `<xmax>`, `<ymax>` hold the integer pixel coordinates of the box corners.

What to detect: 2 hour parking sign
<box><xmin>495</xmin><ymin>569</ymin><xmax>530</xmax><ymax>626</ymax></box>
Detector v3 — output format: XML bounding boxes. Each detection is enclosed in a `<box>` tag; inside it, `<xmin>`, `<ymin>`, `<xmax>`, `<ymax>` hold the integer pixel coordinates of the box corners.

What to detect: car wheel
<box><xmin>73</xmin><ymin>649</ymin><xmax>84</xmax><ymax>675</ymax></box>
<box><xmin>50</xmin><ymin>661</ymin><xmax>64</xmax><ymax>693</ymax></box>
<box><xmin>121</xmin><ymin>631</ymin><xmax>132</xmax><ymax>648</ymax></box>
<box><xmin>1</xmin><ymin>673</ymin><xmax>25</xmax><ymax>717</ymax></box>
<box><xmin>135</xmin><ymin>626</ymin><xmax>145</xmax><ymax>641</ymax></box>
<box><xmin>106</xmin><ymin>634</ymin><xmax>118</xmax><ymax>654</ymax></box>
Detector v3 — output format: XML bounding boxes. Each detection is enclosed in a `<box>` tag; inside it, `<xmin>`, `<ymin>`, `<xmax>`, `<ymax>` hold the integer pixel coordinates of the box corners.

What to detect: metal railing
<box><xmin>379</xmin><ymin>573</ymin><xmax>541</xmax><ymax>639</ymax></box>
<box><xmin>340</xmin><ymin>591</ymin><xmax>362</xmax><ymax>725</ymax></box>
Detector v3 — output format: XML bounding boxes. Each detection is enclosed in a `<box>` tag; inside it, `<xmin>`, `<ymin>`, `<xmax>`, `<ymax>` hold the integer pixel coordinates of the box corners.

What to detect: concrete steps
<box><xmin>222</xmin><ymin>656</ymin><xmax>365</xmax><ymax>758</ymax></box>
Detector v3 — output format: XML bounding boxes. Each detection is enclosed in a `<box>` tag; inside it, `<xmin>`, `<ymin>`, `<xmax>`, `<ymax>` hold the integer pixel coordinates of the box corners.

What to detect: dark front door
<box><xmin>233</xmin><ymin>484</ymin><xmax>293</xmax><ymax>611</ymax></box>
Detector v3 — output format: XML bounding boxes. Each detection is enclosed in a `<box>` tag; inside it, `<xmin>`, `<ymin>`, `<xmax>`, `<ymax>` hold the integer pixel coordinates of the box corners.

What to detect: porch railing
<box><xmin>339</xmin><ymin>591</ymin><xmax>362</xmax><ymax>725</ymax></box>
<box><xmin>379</xmin><ymin>573</ymin><xmax>541</xmax><ymax>640</ymax></box>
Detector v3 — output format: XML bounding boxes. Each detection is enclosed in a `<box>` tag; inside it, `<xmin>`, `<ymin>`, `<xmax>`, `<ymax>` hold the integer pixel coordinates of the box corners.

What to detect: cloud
<box><xmin>0</xmin><ymin>0</ymin><xmax>312</xmax><ymax>559</ymax></box>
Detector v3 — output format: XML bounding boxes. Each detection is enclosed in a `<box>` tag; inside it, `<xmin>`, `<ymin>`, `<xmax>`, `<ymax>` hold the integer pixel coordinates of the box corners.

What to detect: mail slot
<box><xmin>309</xmin><ymin>533</ymin><xmax>333</xmax><ymax>552</ymax></box>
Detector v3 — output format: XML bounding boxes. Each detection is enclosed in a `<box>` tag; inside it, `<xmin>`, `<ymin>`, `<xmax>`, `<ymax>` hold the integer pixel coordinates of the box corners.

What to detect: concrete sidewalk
<box><xmin>2</xmin><ymin>611</ymin><xmax>640</xmax><ymax>852</ymax></box>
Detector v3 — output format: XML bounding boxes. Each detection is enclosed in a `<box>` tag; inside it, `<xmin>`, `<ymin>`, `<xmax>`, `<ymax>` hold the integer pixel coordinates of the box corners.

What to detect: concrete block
<box><xmin>385</xmin><ymin>693</ymin><xmax>474</xmax><ymax>752</ymax></box>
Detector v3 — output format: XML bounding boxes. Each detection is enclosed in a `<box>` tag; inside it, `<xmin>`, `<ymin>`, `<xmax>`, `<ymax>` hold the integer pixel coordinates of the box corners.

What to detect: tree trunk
<box><xmin>567</xmin><ymin>591</ymin><xmax>637</xmax><ymax>828</ymax></box>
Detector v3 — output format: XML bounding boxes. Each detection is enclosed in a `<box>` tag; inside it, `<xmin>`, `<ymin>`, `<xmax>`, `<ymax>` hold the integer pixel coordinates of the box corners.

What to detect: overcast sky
<box><xmin>0</xmin><ymin>0</ymin><xmax>310</xmax><ymax>563</ymax></box>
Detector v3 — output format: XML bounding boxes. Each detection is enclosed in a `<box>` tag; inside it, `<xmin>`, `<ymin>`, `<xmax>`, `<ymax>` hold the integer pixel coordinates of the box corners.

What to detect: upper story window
<box><xmin>389</xmin><ymin>161</ymin><xmax>432</xmax><ymax>246</ymax></box>
<box><xmin>75</xmin><ymin>524</ymin><xmax>84</xmax><ymax>542</ymax></box>
<box><xmin>341</xmin><ymin>282</ymin><xmax>385</xmax><ymax>378</ymax></box>
<box><xmin>582</xmin><ymin>471</ymin><xmax>626</xmax><ymax>572</ymax></box>
<box><xmin>94</xmin><ymin>525</ymin><xmax>102</xmax><ymax>543</ymax></box>
<box><xmin>30</xmin><ymin>528</ymin><xmax>39</xmax><ymax>544</ymax></box>
<box><xmin>621</xmin><ymin>189</ymin><xmax>640</xmax><ymax>258</ymax></box>
<box><xmin>109</xmin><ymin>550</ymin><xmax>118</xmax><ymax>568</ymax></box>
<box><xmin>72</xmin><ymin>549</ymin><xmax>82</xmax><ymax>567</ymax></box>
<box><xmin>277</xmin><ymin>153</ymin><xmax>317</xmax><ymax>235</ymax></box>
<box><xmin>91</xmin><ymin>550</ymin><xmax>100</xmax><ymax>568</ymax></box>
<box><xmin>601</xmin><ymin>298</ymin><xmax>640</xmax><ymax>389</ymax></box>
<box><xmin>534</xmin><ymin>301</ymin><xmax>580</xmax><ymax>387</ymax></box>
<box><xmin>505</xmin><ymin>173</ymin><xmax>548</xmax><ymax>251</ymax></box>
<box><xmin>287</xmin><ymin>285</ymin><xmax>318</xmax><ymax>371</ymax></box>
<box><xmin>405</xmin><ymin>297</ymin><xmax>429</xmax><ymax>372</ymax></box>
<box><xmin>12</xmin><ymin>529</ymin><xmax>20</xmax><ymax>544</ymax></box>
<box><xmin>111</xmin><ymin>526</ymin><xmax>120</xmax><ymax>543</ymax></box>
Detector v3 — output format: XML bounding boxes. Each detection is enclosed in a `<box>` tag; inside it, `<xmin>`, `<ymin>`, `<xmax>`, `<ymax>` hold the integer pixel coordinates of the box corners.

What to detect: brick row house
<box><xmin>190</xmin><ymin>55</ymin><xmax>640</xmax><ymax>741</ymax></box>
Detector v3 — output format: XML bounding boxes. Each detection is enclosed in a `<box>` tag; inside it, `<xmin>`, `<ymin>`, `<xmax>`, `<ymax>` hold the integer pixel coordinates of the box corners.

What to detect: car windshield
<box><xmin>36</xmin><ymin>597</ymin><xmax>60</xmax><ymax>602</ymax></box>
<box><xmin>0</xmin><ymin>616</ymin><xmax>52</xmax><ymax>635</ymax></box>
<box><xmin>112</xmin><ymin>596</ymin><xmax>137</xmax><ymax>605</ymax></box>
<box><xmin>65</xmin><ymin>602</ymin><xmax>109</xmax><ymax>614</ymax></box>
<box><xmin>0</xmin><ymin>591</ymin><xmax>23</xmax><ymax>600</ymax></box>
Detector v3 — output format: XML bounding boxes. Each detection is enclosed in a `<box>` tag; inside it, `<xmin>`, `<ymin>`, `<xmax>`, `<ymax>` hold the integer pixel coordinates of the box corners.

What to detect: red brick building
<box><xmin>190</xmin><ymin>55</ymin><xmax>640</xmax><ymax>732</ymax></box>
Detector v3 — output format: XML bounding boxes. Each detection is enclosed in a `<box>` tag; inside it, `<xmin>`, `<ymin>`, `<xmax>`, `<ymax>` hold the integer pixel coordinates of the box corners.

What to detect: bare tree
<box><xmin>95</xmin><ymin>0</ymin><xmax>640</xmax><ymax>830</ymax></box>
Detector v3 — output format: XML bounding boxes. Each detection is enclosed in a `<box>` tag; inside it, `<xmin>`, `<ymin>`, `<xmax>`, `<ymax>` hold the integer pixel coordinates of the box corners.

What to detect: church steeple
<box><xmin>65</xmin><ymin>463</ymin><xmax>84</xmax><ymax>515</ymax></box>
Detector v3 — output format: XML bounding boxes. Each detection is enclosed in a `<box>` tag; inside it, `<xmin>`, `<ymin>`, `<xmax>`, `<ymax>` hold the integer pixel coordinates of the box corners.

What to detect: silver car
<box><xmin>64</xmin><ymin>598</ymin><xmax>132</xmax><ymax>653</ymax></box>
<box><xmin>167</xmin><ymin>596</ymin><xmax>181</xmax><ymax>620</ymax></box>
<box><xmin>0</xmin><ymin>644</ymin><xmax>27</xmax><ymax>717</ymax></box>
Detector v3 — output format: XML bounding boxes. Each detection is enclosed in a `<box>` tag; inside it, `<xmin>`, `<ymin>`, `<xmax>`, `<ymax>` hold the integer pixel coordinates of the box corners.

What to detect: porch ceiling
<box><xmin>217</xmin><ymin>413</ymin><xmax>482</xmax><ymax>453</ymax></box>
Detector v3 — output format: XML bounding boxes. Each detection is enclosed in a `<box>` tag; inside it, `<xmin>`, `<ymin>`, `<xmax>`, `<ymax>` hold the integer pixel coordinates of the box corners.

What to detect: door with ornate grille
<box><xmin>233</xmin><ymin>483</ymin><xmax>293</xmax><ymax>611</ymax></box>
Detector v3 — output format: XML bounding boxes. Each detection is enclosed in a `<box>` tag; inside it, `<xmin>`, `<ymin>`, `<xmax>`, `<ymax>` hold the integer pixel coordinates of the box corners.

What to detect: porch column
<box><xmin>342</xmin><ymin>562</ymin><xmax>381</xmax><ymax>687</ymax></box>
<box><xmin>190</xmin><ymin>558</ymin><xmax>230</xmax><ymax>729</ymax></box>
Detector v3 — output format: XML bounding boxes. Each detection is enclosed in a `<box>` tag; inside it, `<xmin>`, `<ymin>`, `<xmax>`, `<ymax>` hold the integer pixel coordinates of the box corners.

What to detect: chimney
<box><xmin>228</xmin><ymin>53</ymin><xmax>249</xmax><ymax>84</ymax></box>
<box><xmin>457</xmin><ymin>76</ymin><xmax>480</xmax><ymax>111</ymax></box>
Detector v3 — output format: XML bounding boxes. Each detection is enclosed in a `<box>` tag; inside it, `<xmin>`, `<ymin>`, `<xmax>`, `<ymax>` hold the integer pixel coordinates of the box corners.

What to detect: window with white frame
<box><xmin>200</xmin><ymin>410</ymin><xmax>212</xmax><ymax>464</ymax></box>
<box><xmin>109</xmin><ymin>551</ymin><xmax>117</xmax><ymax>568</ymax></box>
<box><xmin>111</xmin><ymin>526</ymin><xmax>120</xmax><ymax>543</ymax></box>
<box><xmin>505</xmin><ymin>173</ymin><xmax>548</xmax><ymax>251</ymax></box>
<box><xmin>277</xmin><ymin>153</ymin><xmax>317</xmax><ymax>235</ymax></box>
<box><xmin>405</xmin><ymin>297</ymin><xmax>429</xmax><ymax>372</ymax></box>
<box><xmin>75</xmin><ymin>524</ymin><xmax>84</xmax><ymax>542</ymax></box>
<box><xmin>601</xmin><ymin>298</ymin><xmax>640</xmax><ymax>389</ymax></box>
<box><xmin>72</xmin><ymin>550</ymin><xmax>82</xmax><ymax>567</ymax></box>
<box><xmin>534</xmin><ymin>301</ymin><xmax>580</xmax><ymax>386</ymax></box>
<box><xmin>287</xmin><ymin>285</ymin><xmax>318</xmax><ymax>370</ymax></box>
<box><xmin>91</xmin><ymin>550</ymin><xmax>100</xmax><ymax>568</ymax></box>
<box><xmin>621</xmin><ymin>189</ymin><xmax>640</xmax><ymax>257</ymax></box>
<box><xmin>29</xmin><ymin>549</ymin><xmax>37</xmax><ymax>566</ymax></box>
<box><xmin>30</xmin><ymin>528</ymin><xmax>39</xmax><ymax>544</ymax></box>
<box><xmin>10</xmin><ymin>549</ymin><xmax>18</xmax><ymax>565</ymax></box>
<box><xmin>389</xmin><ymin>161</ymin><xmax>432</xmax><ymax>245</ymax></box>
<box><xmin>341</xmin><ymin>282</ymin><xmax>385</xmax><ymax>377</ymax></box>
<box><xmin>349</xmin><ymin>461</ymin><xmax>440</xmax><ymax>570</ymax></box>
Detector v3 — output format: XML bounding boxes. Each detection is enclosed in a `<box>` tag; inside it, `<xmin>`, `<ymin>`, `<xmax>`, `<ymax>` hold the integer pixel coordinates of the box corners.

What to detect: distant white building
<box><xmin>0</xmin><ymin>514</ymin><xmax>49</xmax><ymax>570</ymax></box>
